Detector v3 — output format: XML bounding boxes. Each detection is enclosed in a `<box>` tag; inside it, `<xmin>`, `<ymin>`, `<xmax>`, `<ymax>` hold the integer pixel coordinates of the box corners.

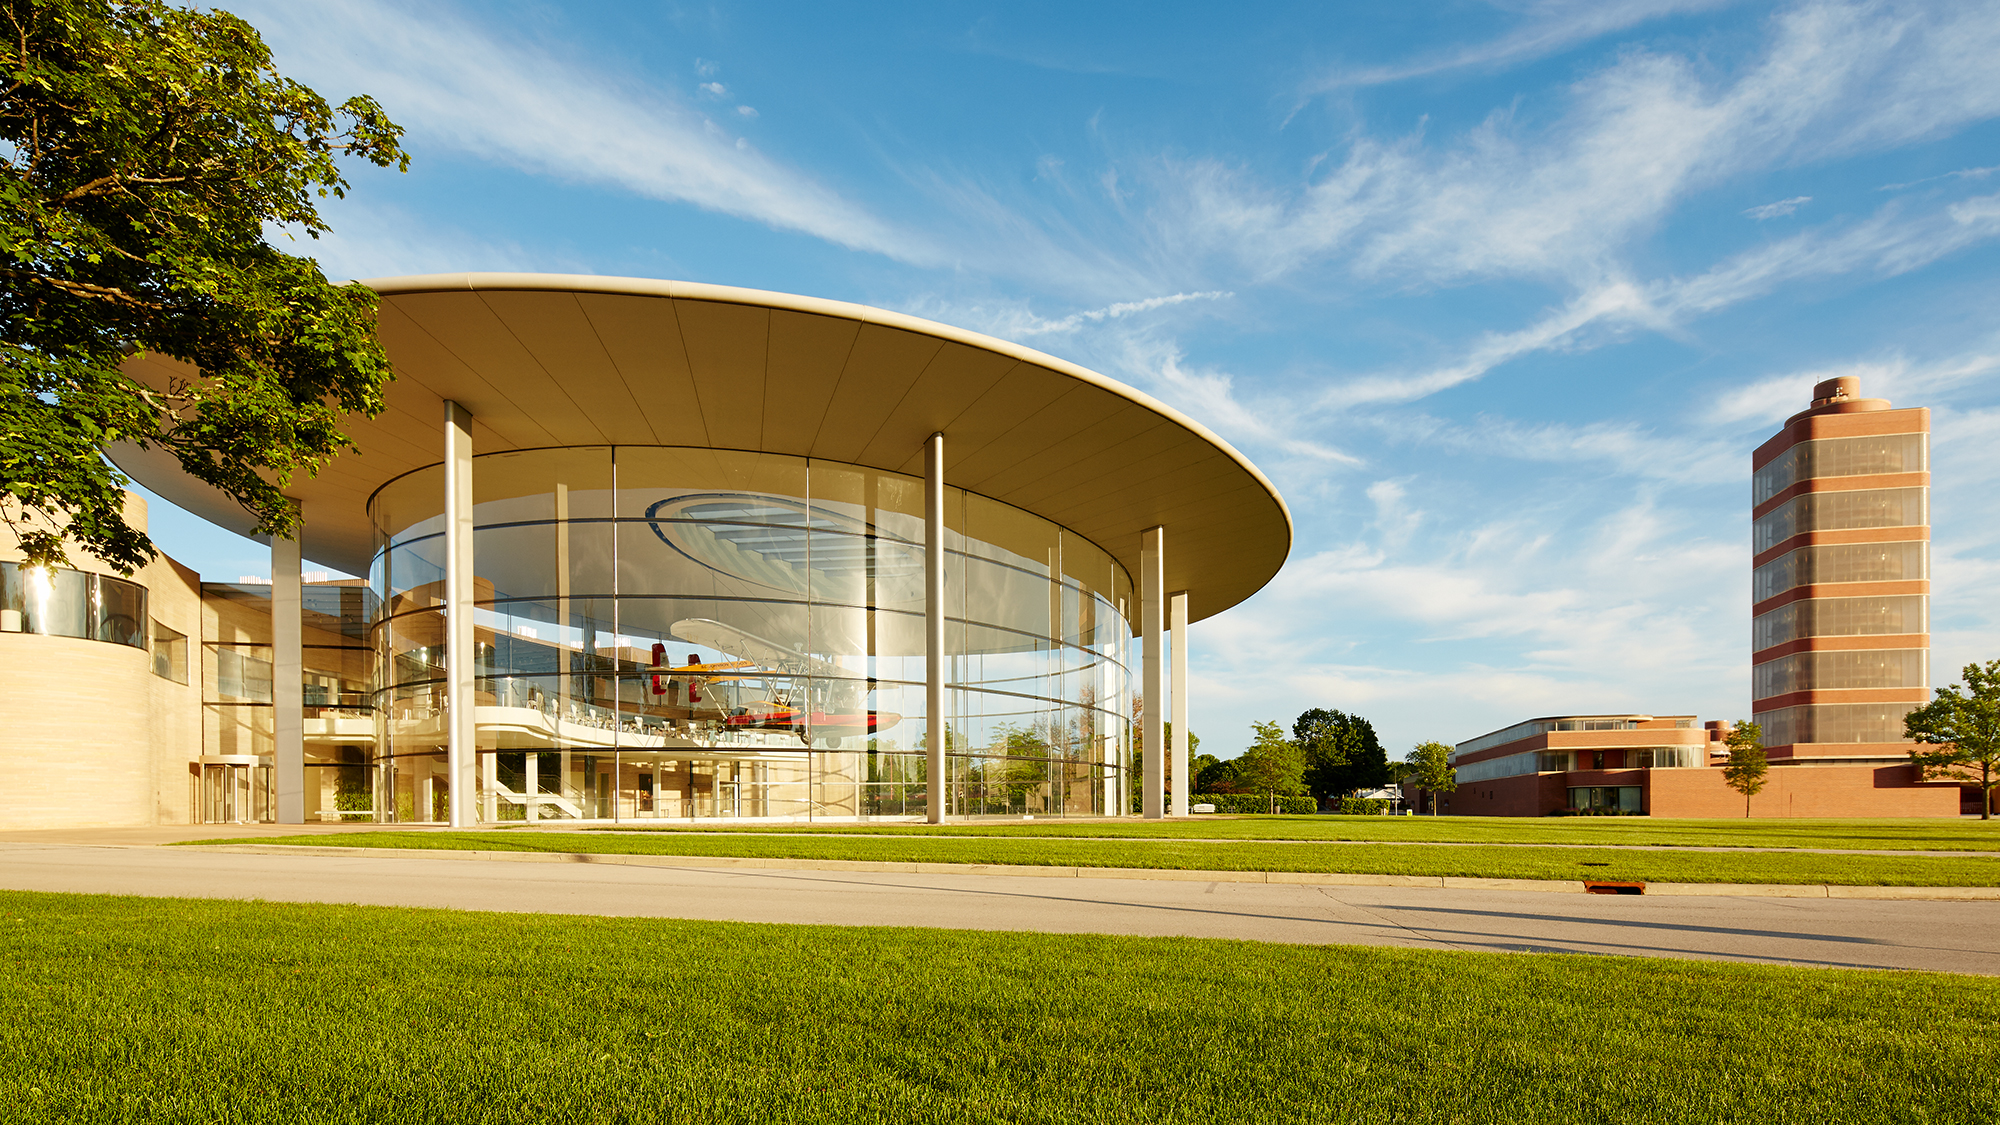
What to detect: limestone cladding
<box><xmin>0</xmin><ymin>493</ymin><xmax>204</xmax><ymax>828</ymax></box>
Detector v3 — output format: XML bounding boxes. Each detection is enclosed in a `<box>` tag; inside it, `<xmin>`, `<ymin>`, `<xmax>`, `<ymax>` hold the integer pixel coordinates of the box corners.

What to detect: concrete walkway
<box><xmin>2</xmin><ymin>840</ymin><xmax>1996</xmax><ymax>975</ymax></box>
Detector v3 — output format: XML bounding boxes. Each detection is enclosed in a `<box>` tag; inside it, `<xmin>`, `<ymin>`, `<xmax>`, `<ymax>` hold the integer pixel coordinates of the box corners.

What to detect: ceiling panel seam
<box><xmin>843</xmin><ymin>333</ymin><xmax>947</xmax><ymax>460</ymax></box>
<box><xmin>385</xmin><ymin>302</ymin><xmax>558</xmax><ymax>448</ymax></box>
<box><xmin>475</xmin><ymin>291</ymin><xmax>609</xmax><ymax>445</ymax></box>
<box><xmin>571</xmin><ymin>293</ymin><xmax>662</xmax><ymax>445</ymax></box>
<box><xmin>800</xmin><ymin>313</ymin><xmax>867</xmax><ymax>457</ymax></box>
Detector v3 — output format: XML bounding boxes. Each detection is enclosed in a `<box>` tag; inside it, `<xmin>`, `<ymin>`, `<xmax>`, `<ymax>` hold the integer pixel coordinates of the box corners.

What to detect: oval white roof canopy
<box><xmin>116</xmin><ymin>273</ymin><xmax>1292</xmax><ymax>623</ymax></box>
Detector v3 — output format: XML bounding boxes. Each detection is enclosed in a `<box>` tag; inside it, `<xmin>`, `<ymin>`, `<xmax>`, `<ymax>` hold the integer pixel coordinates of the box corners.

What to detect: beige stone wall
<box><xmin>0</xmin><ymin>493</ymin><xmax>206</xmax><ymax>828</ymax></box>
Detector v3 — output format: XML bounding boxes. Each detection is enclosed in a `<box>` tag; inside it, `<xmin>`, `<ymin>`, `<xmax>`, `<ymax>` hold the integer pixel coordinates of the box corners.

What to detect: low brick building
<box><xmin>1433</xmin><ymin>713</ymin><xmax>1961</xmax><ymax>817</ymax></box>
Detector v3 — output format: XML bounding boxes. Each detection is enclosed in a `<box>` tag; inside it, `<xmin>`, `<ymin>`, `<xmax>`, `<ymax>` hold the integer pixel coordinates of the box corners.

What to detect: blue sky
<box><xmin>140</xmin><ymin>0</ymin><xmax>2000</xmax><ymax>759</ymax></box>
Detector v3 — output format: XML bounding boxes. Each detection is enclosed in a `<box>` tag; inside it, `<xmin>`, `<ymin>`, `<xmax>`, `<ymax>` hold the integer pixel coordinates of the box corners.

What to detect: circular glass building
<box><xmin>117</xmin><ymin>274</ymin><xmax>1291</xmax><ymax>824</ymax></box>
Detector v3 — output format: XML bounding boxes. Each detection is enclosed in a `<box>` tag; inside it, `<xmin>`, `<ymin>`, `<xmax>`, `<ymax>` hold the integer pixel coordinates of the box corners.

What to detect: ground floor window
<box><xmin>1569</xmin><ymin>785</ymin><xmax>1643</xmax><ymax>813</ymax></box>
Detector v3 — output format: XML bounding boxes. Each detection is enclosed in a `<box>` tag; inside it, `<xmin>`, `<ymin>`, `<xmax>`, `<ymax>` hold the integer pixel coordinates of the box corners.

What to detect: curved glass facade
<box><xmin>0</xmin><ymin>561</ymin><xmax>148</xmax><ymax>648</ymax></box>
<box><xmin>367</xmin><ymin>447</ymin><xmax>1133</xmax><ymax>823</ymax></box>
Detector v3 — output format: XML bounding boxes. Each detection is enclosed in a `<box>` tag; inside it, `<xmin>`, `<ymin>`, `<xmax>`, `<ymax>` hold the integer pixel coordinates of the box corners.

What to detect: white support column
<box><xmin>445</xmin><ymin>400</ymin><xmax>476</xmax><ymax>828</ymax></box>
<box><xmin>925</xmin><ymin>431</ymin><xmax>947</xmax><ymax>824</ymax></box>
<box><xmin>1141</xmin><ymin>526</ymin><xmax>1164</xmax><ymax>820</ymax></box>
<box><xmin>525</xmin><ymin>752</ymin><xmax>539</xmax><ymax>823</ymax></box>
<box><xmin>1170</xmin><ymin>590</ymin><xmax>1189</xmax><ymax>818</ymax></box>
<box><xmin>272</xmin><ymin>512</ymin><xmax>304</xmax><ymax>824</ymax></box>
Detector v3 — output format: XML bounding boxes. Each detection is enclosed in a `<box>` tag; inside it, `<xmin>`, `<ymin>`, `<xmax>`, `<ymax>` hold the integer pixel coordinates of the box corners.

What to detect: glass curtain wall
<box><xmin>302</xmin><ymin>585</ymin><xmax>379</xmax><ymax>821</ymax></box>
<box><xmin>367</xmin><ymin>447</ymin><xmax>1133</xmax><ymax>823</ymax></box>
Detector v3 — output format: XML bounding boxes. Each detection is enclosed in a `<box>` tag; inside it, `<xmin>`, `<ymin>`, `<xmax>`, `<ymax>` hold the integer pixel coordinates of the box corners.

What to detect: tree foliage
<box><xmin>1237</xmin><ymin>720</ymin><xmax>1307</xmax><ymax>813</ymax></box>
<box><xmin>1293</xmin><ymin>707</ymin><xmax>1389</xmax><ymax>799</ymax></box>
<box><xmin>1721</xmin><ymin>721</ymin><xmax>1769</xmax><ymax>819</ymax></box>
<box><xmin>1406</xmin><ymin>741</ymin><xmax>1456</xmax><ymax>815</ymax></box>
<box><xmin>1906</xmin><ymin>660</ymin><xmax>2000</xmax><ymax>821</ymax></box>
<box><xmin>0</xmin><ymin>0</ymin><xmax>408</xmax><ymax>572</ymax></box>
<box><xmin>1188</xmin><ymin>751</ymin><xmax>1229</xmax><ymax>792</ymax></box>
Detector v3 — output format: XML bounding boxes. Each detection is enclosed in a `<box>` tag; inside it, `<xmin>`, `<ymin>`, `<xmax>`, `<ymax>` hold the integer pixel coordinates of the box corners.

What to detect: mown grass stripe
<box><xmin>188</xmin><ymin>830</ymin><xmax>2000</xmax><ymax>887</ymax></box>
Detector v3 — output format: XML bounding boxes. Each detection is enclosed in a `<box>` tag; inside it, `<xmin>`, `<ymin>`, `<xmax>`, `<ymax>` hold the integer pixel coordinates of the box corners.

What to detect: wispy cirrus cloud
<box><xmin>1367</xmin><ymin>412</ymin><xmax>1746</xmax><ymax>486</ymax></box>
<box><xmin>1113</xmin><ymin>334</ymin><xmax>1361</xmax><ymax>464</ymax></box>
<box><xmin>1745</xmin><ymin>196</ymin><xmax>1811</xmax><ymax>220</ymax></box>
<box><xmin>1308</xmin><ymin>0</ymin><xmax>1736</xmax><ymax>91</ymax></box>
<box><xmin>1165</xmin><ymin>1</ymin><xmax>2000</xmax><ymax>290</ymax></box>
<box><xmin>1327</xmin><ymin>191</ymin><xmax>2000</xmax><ymax>407</ymax></box>
<box><xmin>229</xmin><ymin>0</ymin><xmax>934</xmax><ymax>264</ymax></box>
<box><xmin>928</xmin><ymin>291</ymin><xmax>1233</xmax><ymax>340</ymax></box>
<box><xmin>1880</xmin><ymin>165</ymin><xmax>2000</xmax><ymax>192</ymax></box>
<box><xmin>1710</xmin><ymin>350</ymin><xmax>2000</xmax><ymax>426</ymax></box>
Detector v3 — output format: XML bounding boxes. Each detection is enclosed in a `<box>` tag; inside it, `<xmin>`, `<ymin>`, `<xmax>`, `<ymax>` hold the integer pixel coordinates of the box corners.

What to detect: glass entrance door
<box><xmin>198</xmin><ymin>756</ymin><xmax>269</xmax><ymax>823</ymax></box>
<box><xmin>202</xmin><ymin>763</ymin><xmax>243</xmax><ymax>824</ymax></box>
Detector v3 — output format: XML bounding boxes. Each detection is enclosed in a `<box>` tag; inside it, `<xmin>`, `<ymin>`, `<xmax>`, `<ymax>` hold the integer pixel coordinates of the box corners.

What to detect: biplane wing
<box><xmin>668</xmin><ymin>618</ymin><xmax>849</xmax><ymax>679</ymax></box>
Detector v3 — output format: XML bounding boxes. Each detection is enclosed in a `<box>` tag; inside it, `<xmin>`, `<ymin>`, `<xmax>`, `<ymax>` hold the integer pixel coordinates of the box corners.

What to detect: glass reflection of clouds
<box><xmin>368</xmin><ymin>448</ymin><xmax>1131</xmax><ymax>825</ymax></box>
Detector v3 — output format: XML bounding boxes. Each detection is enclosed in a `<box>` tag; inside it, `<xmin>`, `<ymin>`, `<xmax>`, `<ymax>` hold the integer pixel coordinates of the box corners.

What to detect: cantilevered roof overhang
<box><xmin>115</xmin><ymin>273</ymin><xmax>1291</xmax><ymax>623</ymax></box>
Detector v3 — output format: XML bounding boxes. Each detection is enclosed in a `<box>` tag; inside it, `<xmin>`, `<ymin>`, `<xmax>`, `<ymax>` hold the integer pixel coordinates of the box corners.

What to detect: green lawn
<box><xmin>1</xmin><ymin>891</ymin><xmax>1993</xmax><ymax>1124</ymax></box>
<box><xmin>582</xmin><ymin>814</ymin><xmax>2000</xmax><ymax>851</ymax></box>
<box><xmin>192</xmin><ymin>830</ymin><xmax>2000</xmax><ymax>886</ymax></box>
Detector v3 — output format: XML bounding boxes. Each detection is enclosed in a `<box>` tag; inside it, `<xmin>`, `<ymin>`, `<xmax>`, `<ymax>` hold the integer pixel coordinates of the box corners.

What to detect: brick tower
<box><xmin>1749</xmin><ymin>376</ymin><xmax>1930</xmax><ymax>767</ymax></box>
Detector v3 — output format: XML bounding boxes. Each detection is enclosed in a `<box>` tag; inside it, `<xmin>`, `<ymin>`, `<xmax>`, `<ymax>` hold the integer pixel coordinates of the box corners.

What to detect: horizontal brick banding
<box><xmin>1752</xmin><ymin>408</ymin><xmax>1930</xmax><ymax>470</ymax></box>
<box><xmin>1752</xmin><ymin>526</ymin><xmax>1930</xmax><ymax>569</ymax></box>
<box><xmin>1752</xmin><ymin>580</ymin><xmax>1928</xmax><ymax>618</ymax></box>
<box><xmin>1752</xmin><ymin>633</ymin><xmax>1929</xmax><ymax>663</ymax></box>
<box><xmin>1751</xmin><ymin>471</ymin><xmax>1929</xmax><ymax>520</ymax></box>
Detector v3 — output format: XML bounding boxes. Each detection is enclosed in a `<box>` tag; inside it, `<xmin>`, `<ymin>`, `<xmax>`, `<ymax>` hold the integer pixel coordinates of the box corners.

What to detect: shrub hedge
<box><xmin>1190</xmin><ymin>794</ymin><xmax>1318</xmax><ymax>814</ymax></box>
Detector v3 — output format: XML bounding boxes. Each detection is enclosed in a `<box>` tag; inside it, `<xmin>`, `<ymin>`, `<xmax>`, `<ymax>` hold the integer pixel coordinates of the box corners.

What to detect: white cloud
<box><xmin>1709</xmin><ymin>350</ymin><xmax>2000</xmax><ymax>426</ymax></box>
<box><xmin>1309</xmin><ymin>0</ymin><xmax>1737</xmax><ymax>91</ymax></box>
<box><xmin>987</xmin><ymin>291</ymin><xmax>1233</xmax><ymax>339</ymax></box>
<box><xmin>736</xmin><ymin>105</ymin><xmax>759</xmax><ymax>118</ymax></box>
<box><xmin>1169</xmin><ymin>1</ymin><xmax>2000</xmax><ymax>288</ymax></box>
<box><xmin>1880</xmin><ymin>164</ymin><xmax>2000</xmax><ymax>192</ymax></box>
<box><xmin>1198</xmin><ymin>487</ymin><xmax>1746</xmax><ymax>750</ymax></box>
<box><xmin>1327</xmin><ymin>280</ymin><xmax>1659</xmax><ymax>406</ymax></box>
<box><xmin>1744</xmin><ymin>195</ymin><xmax>1811</xmax><ymax>220</ymax></box>
<box><xmin>230</xmin><ymin>0</ymin><xmax>932</xmax><ymax>264</ymax></box>
<box><xmin>266</xmin><ymin>200</ymin><xmax>543</xmax><ymax>283</ymax></box>
<box><xmin>1115</xmin><ymin>334</ymin><xmax>1360</xmax><ymax>464</ymax></box>
<box><xmin>700</xmin><ymin>81</ymin><xmax>728</xmax><ymax>97</ymax></box>
<box><xmin>895</xmin><ymin>291</ymin><xmax>1350</xmax><ymax>462</ymax></box>
<box><xmin>1331</xmin><ymin>193</ymin><xmax>2000</xmax><ymax>407</ymax></box>
<box><xmin>1370</xmin><ymin>412</ymin><xmax>1746</xmax><ymax>485</ymax></box>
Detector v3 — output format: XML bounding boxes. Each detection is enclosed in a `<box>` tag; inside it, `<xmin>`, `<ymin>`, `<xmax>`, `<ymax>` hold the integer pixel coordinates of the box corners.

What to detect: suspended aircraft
<box><xmin>646</xmin><ymin>618</ymin><xmax>903</xmax><ymax>741</ymax></box>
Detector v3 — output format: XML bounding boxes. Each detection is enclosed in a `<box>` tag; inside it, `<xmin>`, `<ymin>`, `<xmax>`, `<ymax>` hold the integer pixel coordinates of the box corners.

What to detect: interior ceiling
<box><xmin>113</xmin><ymin>273</ymin><xmax>1292</xmax><ymax>624</ymax></box>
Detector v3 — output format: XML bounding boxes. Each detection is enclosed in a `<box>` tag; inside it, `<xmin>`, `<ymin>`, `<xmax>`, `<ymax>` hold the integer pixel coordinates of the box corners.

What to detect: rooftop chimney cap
<box><xmin>1788</xmin><ymin>375</ymin><xmax>1891</xmax><ymax>423</ymax></box>
<box><xmin>1811</xmin><ymin>376</ymin><xmax>1860</xmax><ymax>407</ymax></box>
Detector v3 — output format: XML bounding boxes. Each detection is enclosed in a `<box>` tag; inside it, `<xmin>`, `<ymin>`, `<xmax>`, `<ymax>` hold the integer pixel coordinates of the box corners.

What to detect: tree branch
<box><xmin>0</xmin><ymin>268</ymin><xmax>162</xmax><ymax>309</ymax></box>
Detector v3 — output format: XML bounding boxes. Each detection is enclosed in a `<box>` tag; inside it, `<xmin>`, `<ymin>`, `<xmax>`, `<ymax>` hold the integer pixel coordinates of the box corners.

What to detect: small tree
<box><xmin>1721</xmin><ymin>721</ymin><xmax>1768</xmax><ymax>818</ymax></box>
<box><xmin>1906</xmin><ymin>660</ymin><xmax>2000</xmax><ymax>821</ymax></box>
<box><xmin>1406</xmin><ymin>741</ymin><xmax>1456</xmax><ymax>816</ymax></box>
<box><xmin>1237</xmin><ymin>720</ymin><xmax>1307</xmax><ymax>814</ymax></box>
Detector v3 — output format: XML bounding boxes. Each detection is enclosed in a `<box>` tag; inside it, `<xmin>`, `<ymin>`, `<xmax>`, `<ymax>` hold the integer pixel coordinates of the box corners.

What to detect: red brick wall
<box><xmin>1449</xmin><ymin>773</ymin><xmax>1567</xmax><ymax>816</ymax></box>
<box><xmin>1648</xmin><ymin>764</ymin><xmax>1960</xmax><ymax>818</ymax></box>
